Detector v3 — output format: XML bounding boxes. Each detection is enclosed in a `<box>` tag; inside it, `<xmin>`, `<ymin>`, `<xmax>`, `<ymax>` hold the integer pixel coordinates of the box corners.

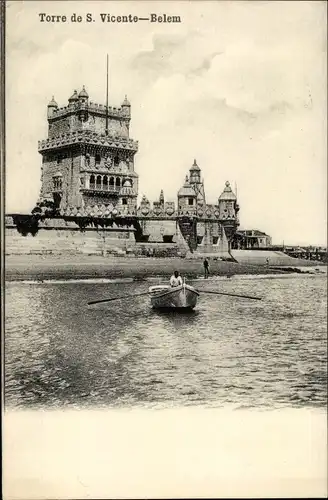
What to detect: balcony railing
<box><xmin>82</xmin><ymin>185</ymin><xmax>120</xmax><ymax>195</ymax></box>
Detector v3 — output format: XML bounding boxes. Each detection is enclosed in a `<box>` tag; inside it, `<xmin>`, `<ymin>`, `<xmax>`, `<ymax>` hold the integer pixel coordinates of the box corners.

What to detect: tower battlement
<box><xmin>46</xmin><ymin>87</ymin><xmax>132</xmax><ymax>140</ymax></box>
<box><xmin>49</xmin><ymin>102</ymin><xmax>130</xmax><ymax>120</ymax></box>
<box><xmin>38</xmin><ymin>131</ymin><xmax>138</xmax><ymax>153</ymax></box>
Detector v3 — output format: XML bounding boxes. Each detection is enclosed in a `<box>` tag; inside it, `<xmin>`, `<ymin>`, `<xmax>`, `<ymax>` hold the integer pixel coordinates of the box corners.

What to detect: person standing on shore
<box><xmin>203</xmin><ymin>258</ymin><xmax>209</xmax><ymax>279</ymax></box>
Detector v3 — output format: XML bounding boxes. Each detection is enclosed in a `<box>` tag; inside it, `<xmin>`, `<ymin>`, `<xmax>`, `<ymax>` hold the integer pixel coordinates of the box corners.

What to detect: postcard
<box><xmin>3</xmin><ymin>1</ymin><xmax>327</xmax><ymax>498</ymax></box>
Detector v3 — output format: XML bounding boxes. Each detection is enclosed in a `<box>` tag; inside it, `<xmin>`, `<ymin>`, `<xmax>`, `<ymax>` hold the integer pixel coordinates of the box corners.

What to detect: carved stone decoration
<box><xmin>141</xmin><ymin>206</ymin><xmax>150</xmax><ymax>216</ymax></box>
<box><xmin>120</xmin><ymin>161</ymin><xmax>128</xmax><ymax>173</ymax></box>
<box><xmin>104</xmin><ymin>156</ymin><xmax>112</xmax><ymax>168</ymax></box>
<box><xmin>153</xmin><ymin>206</ymin><xmax>162</xmax><ymax>216</ymax></box>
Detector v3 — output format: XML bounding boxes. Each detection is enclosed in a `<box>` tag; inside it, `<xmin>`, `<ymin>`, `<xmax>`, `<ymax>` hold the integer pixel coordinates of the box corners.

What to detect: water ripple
<box><xmin>5</xmin><ymin>275</ymin><xmax>327</xmax><ymax>409</ymax></box>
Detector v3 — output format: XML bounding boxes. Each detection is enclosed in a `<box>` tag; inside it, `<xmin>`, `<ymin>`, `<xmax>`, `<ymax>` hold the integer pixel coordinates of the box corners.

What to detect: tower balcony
<box><xmin>38</xmin><ymin>131</ymin><xmax>138</xmax><ymax>153</ymax></box>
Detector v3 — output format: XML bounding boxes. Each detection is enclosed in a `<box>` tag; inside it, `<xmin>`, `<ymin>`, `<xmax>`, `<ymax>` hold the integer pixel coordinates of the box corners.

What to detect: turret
<box><xmin>47</xmin><ymin>96</ymin><xmax>58</xmax><ymax>118</ymax></box>
<box><xmin>178</xmin><ymin>175</ymin><xmax>197</xmax><ymax>214</ymax></box>
<box><xmin>77</xmin><ymin>86</ymin><xmax>89</xmax><ymax>121</ymax></box>
<box><xmin>189</xmin><ymin>159</ymin><xmax>201</xmax><ymax>184</ymax></box>
<box><xmin>159</xmin><ymin>189</ymin><xmax>164</xmax><ymax>206</ymax></box>
<box><xmin>68</xmin><ymin>90</ymin><xmax>79</xmax><ymax>107</ymax></box>
<box><xmin>78</xmin><ymin>86</ymin><xmax>89</xmax><ymax>104</ymax></box>
<box><xmin>218</xmin><ymin>181</ymin><xmax>237</xmax><ymax>219</ymax></box>
<box><xmin>121</xmin><ymin>95</ymin><xmax>131</xmax><ymax>117</ymax></box>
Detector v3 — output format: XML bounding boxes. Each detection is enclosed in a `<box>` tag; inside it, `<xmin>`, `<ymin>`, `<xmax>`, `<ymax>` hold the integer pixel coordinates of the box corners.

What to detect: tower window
<box><xmin>95</xmin><ymin>154</ymin><xmax>101</xmax><ymax>164</ymax></box>
<box><xmin>188</xmin><ymin>198</ymin><xmax>194</xmax><ymax>205</ymax></box>
<box><xmin>114</xmin><ymin>155</ymin><xmax>120</xmax><ymax>166</ymax></box>
<box><xmin>53</xmin><ymin>176</ymin><xmax>62</xmax><ymax>190</ymax></box>
<box><xmin>122</xmin><ymin>198</ymin><xmax>128</xmax><ymax>205</ymax></box>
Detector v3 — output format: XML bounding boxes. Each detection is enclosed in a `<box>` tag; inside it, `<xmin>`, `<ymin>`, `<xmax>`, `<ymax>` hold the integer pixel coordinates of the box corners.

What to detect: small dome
<box><xmin>178</xmin><ymin>178</ymin><xmax>196</xmax><ymax>197</ymax></box>
<box><xmin>122</xmin><ymin>95</ymin><xmax>131</xmax><ymax>106</ymax></box>
<box><xmin>48</xmin><ymin>96</ymin><xmax>58</xmax><ymax>108</ymax></box>
<box><xmin>219</xmin><ymin>181</ymin><xmax>237</xmax><ymax>201</ymax></box>
<box><xmin>68</xmin><ymin>90</ymin><xmax>79</xmax><ymax>102</ymax></box>
<box><xmin>122</xmin><ymin>178</ymin><xmax>132</xmax><ymax>188</ymax></box>
<box><xmin>190</xmin><ymin>159</ymin><xmax>200</xmax><ymax>171</ymax></box>
<box><xmin>79</xmin><ymin>86</ymin><xmax>89</xmax><ymax>99</ymax></box>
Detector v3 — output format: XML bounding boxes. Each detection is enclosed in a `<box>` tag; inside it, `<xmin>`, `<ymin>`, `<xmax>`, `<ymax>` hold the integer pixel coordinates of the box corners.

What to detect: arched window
<box><xmin>114</xmin><ymin>155</ymin><xmax>119</xmax><ymax>166</ymax></box>
<box><xmin>95</xmin><ymin>154</ymin><xmax>101</xmax><ymax>165</ymax></box>
<box><xmin>90</xmin><ymin>174</ymin><xmax>95</xmax><ymax>189</ymax></box>
<box><xmin>109</xmin><ymin>177</ymin><xmax>114</xmax><ymax>186</ymax></box>
<box><xmin>103</xmin><ymin>175</ymin><xmax>108</xmax><ymax>190</ymax></box>
<box><xmin>122</xmin><ymin>198</ymin><xmax>127</xmax><ymax>205</ymax></box>
<box><xmin>115</xmin><ymin>177</ymin><xmax>121</xmax><ymax>187</ymax></box>
<box><xmin>96</xmin><ymin>175</ymin><xmax>102</xmax><ymax>189</ymax></box>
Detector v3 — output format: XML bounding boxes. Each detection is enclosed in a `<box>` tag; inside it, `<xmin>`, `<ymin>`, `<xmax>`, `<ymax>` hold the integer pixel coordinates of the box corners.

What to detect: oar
<box><xmin>199</xmin><ymin>290</ymin><xmax>262</xmax><ymax>301</ymax></box>
<box><xmin>88</xmin><ymin>291</ymin><xmax>149</xmax><ymax>306</ymax></box>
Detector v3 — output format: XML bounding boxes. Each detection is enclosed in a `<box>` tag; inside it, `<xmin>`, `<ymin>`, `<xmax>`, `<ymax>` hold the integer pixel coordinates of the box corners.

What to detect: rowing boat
<box><xmin>148</xmin><ymin>282</ymin><xmax>199</xmax><ymax>310</ymax></box>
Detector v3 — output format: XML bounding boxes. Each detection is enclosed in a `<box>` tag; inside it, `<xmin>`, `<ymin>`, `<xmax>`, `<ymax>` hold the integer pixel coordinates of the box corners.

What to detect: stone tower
<box><xmin>218</xmin><ymin>181</ymin><xmax>240</xmax><ymax>242</ymax></box>
<box><xmin>177</xmin><ymin>159</ymin><xmax>206</xmax><ymax>215</ymax></box>
<box><xmin>38</xmin><ymin>88</ymin><xmax>139</xmax><ymax>216</ymax></box>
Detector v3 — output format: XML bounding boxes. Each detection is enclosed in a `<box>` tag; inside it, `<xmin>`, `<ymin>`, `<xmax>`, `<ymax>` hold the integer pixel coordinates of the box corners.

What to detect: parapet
<box><xmin>38</xmin><ymin>130</ymin><xmax>139</xmax><ymax>152</ymax></box>
<box><xmin>48</xmin><ymin>101</ymin><xmax>130</xmax><ymax>121</ymax></box>
<box><xmin>137</xmin><ymin>200</ymin><xmax>177</xmax><ymax>218</ymax></box>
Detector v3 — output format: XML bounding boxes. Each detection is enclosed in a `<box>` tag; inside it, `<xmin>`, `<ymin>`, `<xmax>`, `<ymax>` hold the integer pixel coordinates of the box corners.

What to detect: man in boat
<box><xmin>170</xmin><ymin>271</ymin><xmax>183</xmax><ymax>287</ymax></box>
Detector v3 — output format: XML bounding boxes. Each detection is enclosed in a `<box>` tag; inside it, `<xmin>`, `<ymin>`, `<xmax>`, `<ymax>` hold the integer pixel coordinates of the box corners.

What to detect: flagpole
<box><xmin>105</xmin><ymin>54</ymin><xmax>109</xmax><ymax>135</ymax></box>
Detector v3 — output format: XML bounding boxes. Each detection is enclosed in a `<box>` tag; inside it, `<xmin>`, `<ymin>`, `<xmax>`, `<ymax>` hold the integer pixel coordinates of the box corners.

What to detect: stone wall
<box><xmin>138</xmin><ymin>219</ymin><xmax>178</xmax><ymax>242</ymax></box>
<box><xmin>5</xmin><ymin>226</ymin><xmax>136</xmax><ymax>256</ymax></box>
<box><xmin>5</xmin><ymin>216</ymin><xmax>136</xmax><ymax>256</ymax></box>
<box><xmin>5</xmin><ymin>215</ymin><xmax>230</xmax><ymax>258</ymax></box>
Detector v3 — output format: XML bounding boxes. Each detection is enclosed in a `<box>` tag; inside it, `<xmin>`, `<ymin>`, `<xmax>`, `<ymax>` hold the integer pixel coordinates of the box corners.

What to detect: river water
<box><xmin>5</xmin><ymin>273</ymin><xmax>327</xmax><ymax>410</ymax></box>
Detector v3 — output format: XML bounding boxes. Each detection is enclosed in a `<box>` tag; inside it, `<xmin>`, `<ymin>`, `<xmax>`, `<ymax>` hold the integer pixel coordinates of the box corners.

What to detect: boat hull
<box><xmin>149</xmin><ymin>284</ymin><xmax>199</xmax><ymax>310</ymax></box>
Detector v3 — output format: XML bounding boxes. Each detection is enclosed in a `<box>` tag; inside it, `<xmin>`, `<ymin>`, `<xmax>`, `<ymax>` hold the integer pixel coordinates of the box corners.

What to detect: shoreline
<box><xmin>5</xmin><ymin>254</ymin><xmax>326</xmax><ymax>282</ymax></box>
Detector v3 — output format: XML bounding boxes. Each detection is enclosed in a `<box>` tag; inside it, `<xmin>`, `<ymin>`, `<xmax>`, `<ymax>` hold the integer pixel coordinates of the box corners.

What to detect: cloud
<box><xmin>5</xmin><ymin>0</ymin><xmax>327</xmax><ymax>245</ymax></box>
<box><xmin>187</xmin><ymin>51</ymin><xmax>224</xmax><ymax>77</ymax></box>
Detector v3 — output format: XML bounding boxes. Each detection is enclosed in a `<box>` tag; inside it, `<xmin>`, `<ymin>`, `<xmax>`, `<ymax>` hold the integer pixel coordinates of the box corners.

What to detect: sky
<box><xmin>5</xmin><ymin>0</ymin><xmax>327</xmax><ymax>246</ymax></box>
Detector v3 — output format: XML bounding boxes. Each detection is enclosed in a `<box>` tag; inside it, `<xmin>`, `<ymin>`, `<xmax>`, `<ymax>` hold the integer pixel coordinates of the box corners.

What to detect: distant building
<box><xmin>233</xmin><ymin>229</ymin><xmax>272</xmax><ymax>249</ymax></box>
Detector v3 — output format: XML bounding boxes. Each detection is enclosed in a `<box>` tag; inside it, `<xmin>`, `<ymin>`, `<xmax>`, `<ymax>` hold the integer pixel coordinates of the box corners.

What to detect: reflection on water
<box><xmin>5</xmin><ymin>275</ymin><xmax>327</xmax><ymax>409</ymax></box>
